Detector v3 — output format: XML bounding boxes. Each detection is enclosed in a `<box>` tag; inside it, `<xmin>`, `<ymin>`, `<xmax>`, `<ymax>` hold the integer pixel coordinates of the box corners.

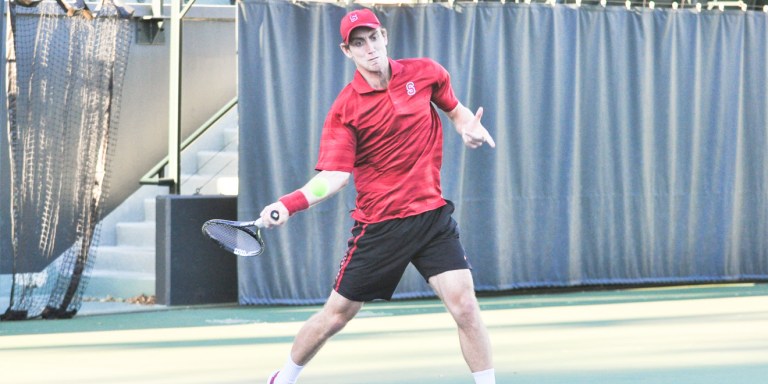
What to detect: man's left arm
<box><xmin>445</xmin><ymin>103</ymin><xmax>496</xmax><ymax>149</ymax></box>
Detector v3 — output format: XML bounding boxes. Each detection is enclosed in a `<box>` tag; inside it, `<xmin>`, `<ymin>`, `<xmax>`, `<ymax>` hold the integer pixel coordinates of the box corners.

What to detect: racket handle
<box><xmin>254</xmin><ymin>210</ymin><xmax>280</xmax><ymax>228</ymax></box>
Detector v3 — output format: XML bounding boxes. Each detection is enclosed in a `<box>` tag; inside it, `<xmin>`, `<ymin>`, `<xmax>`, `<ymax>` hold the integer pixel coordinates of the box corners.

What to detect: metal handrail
<box><xmin>139</xmin><ymin>97</ymin><xmax>238</xmax><ymax>186</ymax></box>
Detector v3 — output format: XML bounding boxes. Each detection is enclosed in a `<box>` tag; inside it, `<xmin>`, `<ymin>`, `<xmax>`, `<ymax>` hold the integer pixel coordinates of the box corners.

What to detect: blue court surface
<box><xmin>2</xmin><ymin>283</ymin><xmax>767</xmax><ymax>383</ymax></box>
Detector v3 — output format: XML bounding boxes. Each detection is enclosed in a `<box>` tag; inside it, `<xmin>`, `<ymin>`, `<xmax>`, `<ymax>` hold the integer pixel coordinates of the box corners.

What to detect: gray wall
<box><xmin>1</xmin><ymin>5</ymin><xmax>237</xmax><ymax>270</ymax></box>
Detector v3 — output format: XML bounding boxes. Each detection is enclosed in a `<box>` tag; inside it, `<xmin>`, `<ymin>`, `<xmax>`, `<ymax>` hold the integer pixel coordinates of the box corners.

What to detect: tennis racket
<box><xmin>202</xmin><ymin>210</ymin><xmax>279</xmax><ymax>257</ymax></box>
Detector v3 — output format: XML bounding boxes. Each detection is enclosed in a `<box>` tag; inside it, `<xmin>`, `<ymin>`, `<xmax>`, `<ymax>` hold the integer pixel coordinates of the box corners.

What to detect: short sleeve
<box><xmin>315</xmin><ymin>102</ymin><xmax>357</xmax><ymax>172</ymax></box>
<box><xmin>429</xmin><ymin>60</ymin><xmax>459</xmax><ymax>112</ymax></box>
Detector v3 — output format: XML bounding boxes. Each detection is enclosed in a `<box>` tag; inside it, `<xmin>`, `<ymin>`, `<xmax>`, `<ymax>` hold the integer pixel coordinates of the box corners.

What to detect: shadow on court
<box><xmin>1</xmin><ymin>283</ymin><xmax>767</xmax><ymax>383</ymax></box>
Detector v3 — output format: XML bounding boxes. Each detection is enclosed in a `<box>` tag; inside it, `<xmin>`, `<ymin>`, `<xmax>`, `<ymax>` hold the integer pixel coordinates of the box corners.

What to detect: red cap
<box><xmin>340</xmin><ymin>9</ymin><xmax>381</xmax><ymax>44</ymax></box>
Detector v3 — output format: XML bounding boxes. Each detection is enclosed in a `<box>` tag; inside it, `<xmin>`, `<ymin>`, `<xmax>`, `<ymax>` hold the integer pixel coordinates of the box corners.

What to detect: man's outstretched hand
<box><xmin>459</xmin><ymin>107</ymin><xmax>496</xmax><ymax>149</ymax></box>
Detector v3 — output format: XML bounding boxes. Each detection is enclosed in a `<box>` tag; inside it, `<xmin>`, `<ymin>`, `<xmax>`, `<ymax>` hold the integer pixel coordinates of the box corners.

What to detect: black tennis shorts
<box><xmin>333</xmin><ymin>200</ymin><xmax>471</xmax><ymax>302</ymax></box>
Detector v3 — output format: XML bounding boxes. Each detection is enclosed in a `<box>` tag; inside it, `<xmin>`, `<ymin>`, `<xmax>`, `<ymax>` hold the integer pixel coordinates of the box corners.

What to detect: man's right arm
<box><xmin>259</xmin><ymin>170</ymin><xmax>351</xmax><ymax>228</ymax></box>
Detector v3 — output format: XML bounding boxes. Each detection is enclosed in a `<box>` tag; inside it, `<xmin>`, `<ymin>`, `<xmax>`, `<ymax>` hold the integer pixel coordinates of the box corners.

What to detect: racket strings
<box><xmin>204</xmin><ymin>223</ymin><xmax>263</xmax><ymax>255</ymax></box>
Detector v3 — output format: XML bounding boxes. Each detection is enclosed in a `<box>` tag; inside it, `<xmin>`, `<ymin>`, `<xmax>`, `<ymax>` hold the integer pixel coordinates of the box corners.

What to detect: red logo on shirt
<box><xmin>406</xmin><ymin>81</ymin><xmax>416</xmax><ymax>96</ymax></box>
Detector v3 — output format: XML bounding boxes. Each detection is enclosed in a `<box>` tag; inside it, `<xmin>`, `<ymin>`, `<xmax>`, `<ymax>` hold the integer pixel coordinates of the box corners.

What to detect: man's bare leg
<box><xmin>271</xmin><ymin>290</ymin><xmax>362</xmax><ymax>384</ymax></box>
<box><xmin>429</xmin><ymin>269</ymin><xmax>494</xmax><ymax>373</ymax></box>
<box><xmin>291</xmin><ymin>290</ymin><xmax>363</xmax><ymax>364</ymax></box>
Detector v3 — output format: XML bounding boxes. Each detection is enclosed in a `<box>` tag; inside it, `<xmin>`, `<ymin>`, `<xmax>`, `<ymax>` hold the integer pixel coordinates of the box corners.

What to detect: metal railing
<box><xmin>139</xmin><ymin>97</ymin><xmax>238</xmax><ymax>186</ymax></box>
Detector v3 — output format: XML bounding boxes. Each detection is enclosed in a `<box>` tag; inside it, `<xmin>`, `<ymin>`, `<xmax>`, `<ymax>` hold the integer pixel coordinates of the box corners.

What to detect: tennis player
<box><xmin>260</xmin><ymin>8</ymin><xmax>496</xmax><ymax>384</ymax></box>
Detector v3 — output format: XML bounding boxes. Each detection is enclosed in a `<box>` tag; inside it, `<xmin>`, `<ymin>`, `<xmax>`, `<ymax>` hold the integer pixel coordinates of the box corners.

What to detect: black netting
<box><xmin>3</xmin><ymin>0</ymin><xmax>133</xmax><ymax>320</ymax></box>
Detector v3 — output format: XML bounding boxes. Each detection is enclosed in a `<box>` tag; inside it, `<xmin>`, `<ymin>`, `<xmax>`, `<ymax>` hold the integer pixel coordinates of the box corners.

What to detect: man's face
<box><xmin>342</xmin><ymin>27</ymin><xmax>389</xmax><ymax>74</ymax></box>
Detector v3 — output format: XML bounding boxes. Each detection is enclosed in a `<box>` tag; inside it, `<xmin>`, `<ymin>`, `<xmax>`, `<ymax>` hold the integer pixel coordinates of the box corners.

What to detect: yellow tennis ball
<box><xmin>308</xmin><ymin>177</ymin><xmax>329</xmax><ymax>198</ymax></box>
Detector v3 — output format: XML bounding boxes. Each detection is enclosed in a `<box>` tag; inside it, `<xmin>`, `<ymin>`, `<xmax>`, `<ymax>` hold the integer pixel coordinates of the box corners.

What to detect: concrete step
<box><xmin>144</xmin><ymin>198</ymin><xmax>156</xmax><ymax>222</ymax></box>
<box><xmin>84</xmin><ymin>231</ymin><xmax>156</xmax><ymax>300</ymax></box>
<box><xmin>116</xmin><ymin>222</ymin><xmax>156</xmax><ymax>248</ymax></box>
<box><xmin>72</xmin><ymin>110</ymin><xmax>242</xmax><ymax>305</ymax></box>
<box><xmin>91</xmin><ymin>246</ymin><xmax>155</xmax><ymax>274</ymax></box>
<box><xmin>222</xmin><ymin>127</ymin><xmax>238</xmax><ymax>149</ymax></box>
<box><xmin>195</xmin><ymin>150</ymin><xmax>238</xmax><ymax>176</ymax></box>
<box><xmin>84</xmin><ymin>270</ymin><xmax>155</xmax><ymax>299</ymax></box>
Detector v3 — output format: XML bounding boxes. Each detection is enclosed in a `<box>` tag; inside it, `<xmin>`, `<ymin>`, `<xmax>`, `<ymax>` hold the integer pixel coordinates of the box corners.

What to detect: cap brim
<box><xmin>344</xmin><ymin>23</ymin><xmax>382</xmax><ymax>43</ymax></box>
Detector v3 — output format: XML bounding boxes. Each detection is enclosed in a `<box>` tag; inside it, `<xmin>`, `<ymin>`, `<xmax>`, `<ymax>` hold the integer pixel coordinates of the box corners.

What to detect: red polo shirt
<box><xmin>316</xmin><ymin>58</ymin><xmax>459</xmax><ymax>223</ymax></box>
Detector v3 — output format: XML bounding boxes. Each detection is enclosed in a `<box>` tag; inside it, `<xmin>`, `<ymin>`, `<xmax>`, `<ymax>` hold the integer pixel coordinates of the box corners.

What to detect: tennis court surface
<box><xmin>2</xmin><ymin>283</ymin><xmax>767</xmax><ymax>383</ymax></box>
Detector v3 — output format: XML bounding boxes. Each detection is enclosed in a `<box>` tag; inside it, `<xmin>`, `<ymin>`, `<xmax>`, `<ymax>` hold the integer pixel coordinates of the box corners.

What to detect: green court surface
<box><xmin>2</xmin><ymin>283</ymin><xmax>767</xmax><ymax>383</ymax></box>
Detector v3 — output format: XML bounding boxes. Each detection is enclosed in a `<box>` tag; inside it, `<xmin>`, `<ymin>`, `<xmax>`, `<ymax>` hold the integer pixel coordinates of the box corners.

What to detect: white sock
<box><xmin>472</xmin><ymin>368</ymin><xmax>496</xmax><ymax>384</ymax></box>
<box><xmin>274</xmin><ymin>355</ymin><xmax>304</xmax><ymax>384</ymax></box>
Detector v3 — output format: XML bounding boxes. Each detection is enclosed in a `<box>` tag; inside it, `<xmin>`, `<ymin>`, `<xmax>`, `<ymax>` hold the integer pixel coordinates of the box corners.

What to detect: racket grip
<box><xmin>254</xmin><ymin>210</ymin><xmax>280</xmax><ymax>228</ymax></box>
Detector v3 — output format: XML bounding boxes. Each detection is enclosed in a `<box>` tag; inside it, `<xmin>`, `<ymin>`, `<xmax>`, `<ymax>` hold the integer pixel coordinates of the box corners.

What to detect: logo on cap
<box><xmin>340</xmin><ymin>9</ymin><xmax>382</xmax><ymax>44</ymax></box>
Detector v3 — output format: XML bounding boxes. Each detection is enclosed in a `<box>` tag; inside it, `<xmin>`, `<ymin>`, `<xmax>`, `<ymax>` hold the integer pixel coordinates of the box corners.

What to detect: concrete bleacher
<box><xmin>83</xmin><ymin>107</ymin><xmax>240</xmax><ymax>303</ymax></box>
